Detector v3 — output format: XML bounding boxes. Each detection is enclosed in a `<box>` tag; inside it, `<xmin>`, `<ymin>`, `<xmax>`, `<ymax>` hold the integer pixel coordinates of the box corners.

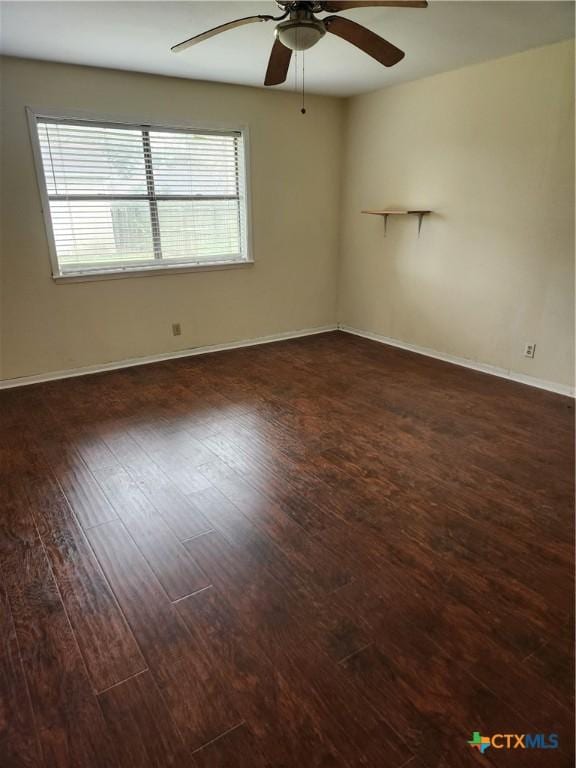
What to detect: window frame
<box><xmin>26</xmin><ymin>106</ymin><xmax>254</xmax><ymax>282</ymax></box>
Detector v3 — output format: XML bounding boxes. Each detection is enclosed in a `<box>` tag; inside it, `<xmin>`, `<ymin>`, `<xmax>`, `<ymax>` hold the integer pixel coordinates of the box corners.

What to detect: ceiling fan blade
<box><xmin>324</xmin><ymin>15</ymin><xmax>404</xmax><ymax>66</ymax></box>
<box><xmin>172</xmin><ymin>15</ymin><xmax>273</xmax><ymax>52</ymax></box>
<box><xmin>264</xmin><ymin>39</ymin><xmax>292</xmax><ymax>86</ymax></box>
<box><xmin>321</xmin><ymin>1</ymin><xmax>427</xmax><ymax>10</ymax></box>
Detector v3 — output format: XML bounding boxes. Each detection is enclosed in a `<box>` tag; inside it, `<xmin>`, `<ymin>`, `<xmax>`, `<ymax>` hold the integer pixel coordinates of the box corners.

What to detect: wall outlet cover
<box><xmin>524</xmin><ymin>343</ymin><xmax>536</xmax><ymax>358</ymax></box>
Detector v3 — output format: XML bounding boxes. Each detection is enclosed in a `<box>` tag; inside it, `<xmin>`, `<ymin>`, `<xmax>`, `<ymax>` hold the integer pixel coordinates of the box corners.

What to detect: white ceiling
<box><xmin>0</xmin><ymin>1</ymin><xmax>573</xmax><ymax>97</ymax></box>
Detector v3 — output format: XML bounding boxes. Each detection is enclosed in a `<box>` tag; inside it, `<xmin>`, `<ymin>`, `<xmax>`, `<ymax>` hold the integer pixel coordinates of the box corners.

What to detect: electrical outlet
<box><xmin>523</xmin><ymin>343</ymin><xmax>536</xmax><ymax>359</ymax></box>
<box><xmin>172</xmin><ymin>323</ymin><xmax>182</xmax><ymax>337</ymax></box>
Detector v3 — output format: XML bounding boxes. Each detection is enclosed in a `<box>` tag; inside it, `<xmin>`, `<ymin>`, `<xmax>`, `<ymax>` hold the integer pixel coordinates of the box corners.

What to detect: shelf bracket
<box><xmin>361</xmin><ymin>209</ymin><xmax>432</xmax><ymax>238</ymax></box>
<box><xmin>417</xmin><ymin>212</ymin><xmax>425</xmax><ymax>237</ymax></box>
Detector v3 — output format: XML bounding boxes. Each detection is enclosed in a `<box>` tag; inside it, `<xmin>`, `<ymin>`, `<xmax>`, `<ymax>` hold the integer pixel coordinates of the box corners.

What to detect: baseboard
<box><xmin>0</xmin><ymin>325</ymin><xmax>338</xmax><ymax>390</ymax></box>
<box><xmin>339</xmin><ymin>325</ymin><xmax>575</xmax><ymax>398</ymax></box>
<box><xmin>3</xmin><ymin>323</ymin><xmax>572</xmax><ymax>397</ymax></box>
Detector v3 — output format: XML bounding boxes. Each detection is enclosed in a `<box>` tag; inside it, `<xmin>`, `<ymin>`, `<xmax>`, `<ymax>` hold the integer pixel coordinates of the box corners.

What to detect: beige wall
<box><xmin>0</xmin><ymin>57</ymin><xmax>344</xmax><ymax>380</ymax></box>
<box><xmin>339</xmin><ymin>40</ymin><xmax>575</xmax><ymax>390</ymax></box>
<box><xmin>1</xmin><ymin>42</ymin><xmax>574</xmax><ymax>389</ymax></box>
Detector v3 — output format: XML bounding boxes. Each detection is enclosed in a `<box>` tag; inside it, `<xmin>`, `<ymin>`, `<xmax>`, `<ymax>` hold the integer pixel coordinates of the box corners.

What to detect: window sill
<box><xmin>52</xmin><ymin>259</ymin><xmax>254</xmax><ymax>283</ymax></box>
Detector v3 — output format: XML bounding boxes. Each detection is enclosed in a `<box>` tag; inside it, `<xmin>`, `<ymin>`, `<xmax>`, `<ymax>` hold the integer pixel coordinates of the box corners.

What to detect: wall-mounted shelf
<box><xmin>361</xmin><ymin>209</ymin><xmax>432</xmax><ymax>235</ymax></box>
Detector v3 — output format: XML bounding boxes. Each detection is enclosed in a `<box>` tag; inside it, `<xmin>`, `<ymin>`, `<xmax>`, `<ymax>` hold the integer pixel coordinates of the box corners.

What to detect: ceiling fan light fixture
<box><xmin>171</xmin><ymin>1</ymin><xmax>428</xmax><ymax>88</ymax></box>
<box><xmin>275</xmin><ymin>19</ymin><xmax>326</xmax><ymax>51</ymax></box>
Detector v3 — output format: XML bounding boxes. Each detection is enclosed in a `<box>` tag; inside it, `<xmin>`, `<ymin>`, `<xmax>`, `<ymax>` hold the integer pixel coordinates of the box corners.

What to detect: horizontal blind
<box><xmin>36</xmin><ymin>118</ymin><xmax>246</xmax><ymax>274</ymax></box>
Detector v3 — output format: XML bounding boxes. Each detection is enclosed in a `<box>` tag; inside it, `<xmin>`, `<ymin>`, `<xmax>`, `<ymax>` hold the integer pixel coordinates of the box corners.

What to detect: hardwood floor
<box><xmin>0</xmin><ymin>331</ymin><xmax>573</xmax><ymax>767</ymax></box>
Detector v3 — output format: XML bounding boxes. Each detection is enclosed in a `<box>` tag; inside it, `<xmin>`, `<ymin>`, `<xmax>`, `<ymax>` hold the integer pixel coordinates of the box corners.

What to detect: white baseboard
<box><xmin>0</xmin><ymin>325</ymin><xmax>338</xmax><ymax>390</ymax></box>
<box><xmin>339</xmin><ymin>325</ymin><xmax>575</xmax><ymax>398</ymax></box>
<box><xmin>2</xmin><ymin>323</ymin><xmax>572</xmax><ymax>398</ymax></box>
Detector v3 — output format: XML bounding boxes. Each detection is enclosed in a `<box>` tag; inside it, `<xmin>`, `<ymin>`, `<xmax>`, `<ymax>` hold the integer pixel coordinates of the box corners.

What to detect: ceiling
<box><xmin>0</xmin><ymin>1</ymin><xmax>573</xmax><ymax>97</ymax></box>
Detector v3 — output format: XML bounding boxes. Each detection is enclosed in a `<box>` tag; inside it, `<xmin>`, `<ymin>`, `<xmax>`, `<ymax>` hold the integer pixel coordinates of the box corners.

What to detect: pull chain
<box><xmin>301</xmin><ymin>51</ymin><xmax>306</xmax><ymax>114</ymax></box>
<box><xmin>293</xmin><ymin>41</ymin><xmax>306</xmax><ymax>115</ymax></box>
<box><xmin>294</xmin><ymin>48</ymin><xmax>299</xmax><ymax>96</ymax></box>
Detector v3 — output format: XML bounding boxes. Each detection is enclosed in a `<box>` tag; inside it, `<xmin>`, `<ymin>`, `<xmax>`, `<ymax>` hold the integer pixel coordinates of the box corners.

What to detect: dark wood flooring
<box><xmin>0</xmin><ymin>331</ymin><xmax>573</xmax><ymax>767</ymax></box>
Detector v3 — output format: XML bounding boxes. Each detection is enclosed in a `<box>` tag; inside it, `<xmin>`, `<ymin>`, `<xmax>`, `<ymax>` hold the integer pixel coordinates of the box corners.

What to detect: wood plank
<box><xmin>86</xmin><ymin>521</ymin><xmax>241</xmax><ymax>750</ymax></box>
<box><xmin>93</xmin><ymin>465</ymin><xmax>210</xmax><ymax>600</ymax></box>
<box><xmin>23</xmin><ymin>472</ymin><xmax>147</xmax><ymax>693</ymax></box>
<box><xmin>341</xmin><ymin>642</ymin><xmax>572</xmax><ymax>768</ymax></box>
<box><xmin>0</xmin><ymin>576</ymin><xmax>43</xmax><ymax>768</ymax></box>
<box><xmin>99</xmin><ymin>429</ymin><xmax>214</xmax><ymax>541</ymax></box>
<box><xmin>192</xmin><ymin>724</ymin><xmax>269</xmax><ymax>768</ymax></box>
<box><xmin>98</xmin><ymin>671</ymin><xmax>187</xmax><ymax>768</ymax></box>
<box><xmin>135</xmin><ymin>477</ymin><xmax>215</xmax><ymax>542</ymax></box>
<box><xmin>334</xmin><ymin>568</ymin><xmax>572</xmax><ymax>740</ymax></box>
<box><xmin>184</xmin><ymin>531</ymin><xmax>412</xmax><ymax>767</ymax></box>
<box><xmin>209</xmin><ymin>397</ymin><xmax>574</xmax><ymax>613</ymax></box>
<box><xmin>148</xmin><ymin>450</ymin><xmax>214</xmax><ymax>496</ymax></box>
<box><xmin>67</xmin><ymin>427</ymin><xmax>120</xmax><ymax>472</ymax></box>
<box><xmin>0</xmin><ymin>490</ymin><xmax>117</xmax><ymax>767</ymax></box>
<box><xmin>192</xmin><ymin>462</ymin><xmax>351</xmax><ymax>593</ymax></box>
<box><xmin>523</xmin><ymin>621</ymin><xmax>574</xmax><ymax>712</ymax></box>
<box><xmin>176</xmin><ymin>586</ymin><xmax>349</xmax><ymax>767</ymax></box>
<box><xmin>31</xmin><ymin>423</ymin><xmax>118</xmax><ymax>530</ymax></box>
<box><xmin>52</xmin><ymin>451</ymin><xmax>118</xmax><ymax>529</ymax></box>
<box><xmin>127</xmin><ymin>420</ymin><xmax>216</xmax><ymax>496</ymax></box>
<box><xmin>182</xmin><ymin>501</ymin><xmax>368</xmax><ymax>665</ymax></box>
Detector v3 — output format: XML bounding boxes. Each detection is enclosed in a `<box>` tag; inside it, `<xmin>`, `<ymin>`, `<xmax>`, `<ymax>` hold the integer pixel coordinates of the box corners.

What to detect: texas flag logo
<box><xmin>468</xmin><ymin>732</ymin><xmax>491</xmax><ymax>754</ymax></box>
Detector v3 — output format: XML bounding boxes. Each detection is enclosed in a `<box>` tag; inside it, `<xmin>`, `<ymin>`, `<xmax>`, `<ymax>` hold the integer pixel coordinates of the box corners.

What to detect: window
<box><xmin>28</xmin><ymin>111</ymin><xmax>251</xmax><ymax>279</ymax></box>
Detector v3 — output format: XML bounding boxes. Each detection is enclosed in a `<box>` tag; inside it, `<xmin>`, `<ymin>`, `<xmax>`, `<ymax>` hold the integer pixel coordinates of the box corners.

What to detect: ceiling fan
<box><xmin>172</xmin><ymin>1</ymin><xmax>428</xmax><ymax>87</ymax></box>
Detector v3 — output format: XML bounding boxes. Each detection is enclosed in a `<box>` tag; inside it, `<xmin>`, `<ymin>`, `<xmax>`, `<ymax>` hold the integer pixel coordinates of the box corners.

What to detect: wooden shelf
<box><xmin>361</xmin><ymin>209</ymin><xmax>432</xmax><ymax>235</ymax></box>
<box><xmin>361</xmin><ymin>210</ymin><xmax>431</xmax><ymax>215</ymax></box>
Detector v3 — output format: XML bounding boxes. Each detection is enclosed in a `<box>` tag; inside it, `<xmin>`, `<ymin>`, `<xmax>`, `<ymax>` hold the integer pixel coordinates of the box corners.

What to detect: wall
<box><xmin>0</xmin><ymin>57</ymin><xmax>344</xmax><ymax>380</ymax></box>
<box><xmin>339</xmin><ymin>40</ymin><xmax>575</xmax><ymax>390</ymax></box>
<box><xmin>1</xmin><ymin>42</ymin><xmax>574</xmax><ymax>390</ymax></box>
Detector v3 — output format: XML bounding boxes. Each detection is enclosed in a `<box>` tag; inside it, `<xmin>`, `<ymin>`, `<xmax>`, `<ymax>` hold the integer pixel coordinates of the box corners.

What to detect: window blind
<box><xmin>34</xmin><ymin>117</ymin><xmax>248</xmax><ymax>276</ymax></box>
